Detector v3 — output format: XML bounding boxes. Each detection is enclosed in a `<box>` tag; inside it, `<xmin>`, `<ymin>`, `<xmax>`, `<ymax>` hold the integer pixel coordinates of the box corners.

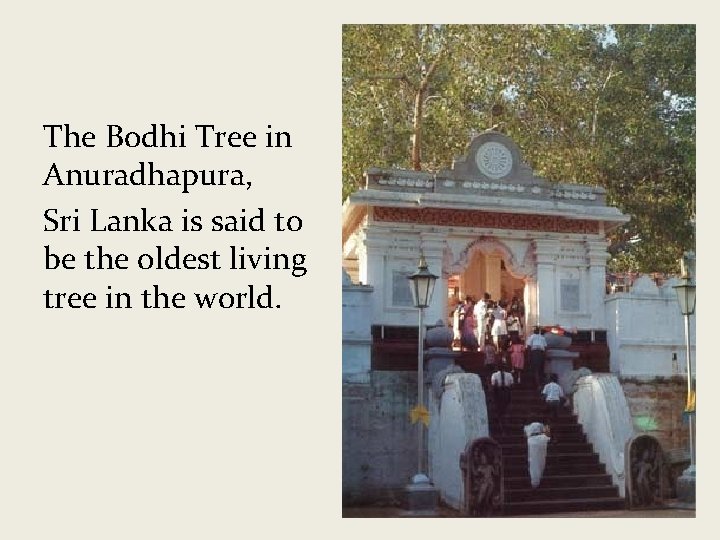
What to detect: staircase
<box><xmin>472</xmin><ymin>360</ymin><xmax>625</xmax><ymax>515</ymax></box>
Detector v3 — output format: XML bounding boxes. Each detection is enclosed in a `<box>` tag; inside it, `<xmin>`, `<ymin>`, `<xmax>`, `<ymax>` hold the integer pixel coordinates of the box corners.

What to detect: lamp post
<box><xmin>405</xmin><ymin>254</ymin><xmax>438</xmax><ymax>510</ymax></box>
<box><xmin>673</xmin><ymin>252</ymin><xmax>696</xmax><ymax>502</ymax></box>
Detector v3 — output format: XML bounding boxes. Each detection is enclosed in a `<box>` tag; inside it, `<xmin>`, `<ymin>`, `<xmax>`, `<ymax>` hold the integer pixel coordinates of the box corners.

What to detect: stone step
<box><xmin>503</xmin><ymin>496</ymin><xmax>625</xmax><ymax>516</ymax></box>
<box><xmin>485</xmin><ymin>394</ymin><xmax>551</xmax><ymax>401</ymax></box>
<box><xmin>485</xmin><ymin>390</ymin><xmax>572</xmax><ymax>406</ymax></box>
<box><xmin>493</xmin><ymin>433</ymin><xmax>588</xmax><ymax>445</ymax></box>
<box><xmin>504</xmin><ymin>474</ymin><xmax>613</xmax><ymax>489</ymax></box>
<box><xmin>487</xmin><ymin>389</ymin><xmax>554</xmax><ymax>396</ymax></box>
<box><xmin>489</xmin><ymin>423</ymin><xmax>583</xmax><ymax>434</ymax></box>
<box><xmin>490</xmin><ymin>414</ymin><xmax>578</xmax><ymax>424</ymax></box>
<box><xmin>481</xmin><ymin>372</ymin><xmax>624</xmax><ymax>516</ymax></box>
<box><xmin>500</xmin><ymin>442</ymin><xmax>594</xmax><ymax>455</ymax></box>
<box><xmin>502</xmin><ymin>453</ymin><xmax>599</xmax><ymax>467</ymax></box>
<box><xmin>504</xmin><ymin>461</ymin><xmax>608</xmax><ymax>477</ymax></box>
<box><xmin>505</xmin><ymin>484</ymin><xmax>619</xmax><ymax>503</ymax></box>
<box><xmin>487</xmin><ymin>401</ymin><xmax>561</xmax><ymax>409</ymax></box>
<box><xmin>487</xmin><ymin>407</ymin><xmax>575</xmax><ymax>418</ymax></box>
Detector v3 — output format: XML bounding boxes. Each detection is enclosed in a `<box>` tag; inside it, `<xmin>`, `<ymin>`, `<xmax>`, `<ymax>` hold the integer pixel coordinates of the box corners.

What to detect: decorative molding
<box><xmin>532</xmin><ymin>239</ymin><xmax>561</xmax><ymax>265</ymax></box>
<box><xmin>444</xmin><ymin>236</ymin><xmax>534</xmax><ymax>279</ymax></box>
<box><xmin>373</xmin><ymin>207</ymin><xmax>600</xmax><ymax>234</ymax></box>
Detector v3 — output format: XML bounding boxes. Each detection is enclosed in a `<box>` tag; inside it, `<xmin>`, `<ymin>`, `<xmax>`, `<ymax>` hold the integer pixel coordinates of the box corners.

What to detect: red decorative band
<box><xmin>373</xmin><ymin>207</ymin><xmax>599</xmax><ymax>234</ymax></box>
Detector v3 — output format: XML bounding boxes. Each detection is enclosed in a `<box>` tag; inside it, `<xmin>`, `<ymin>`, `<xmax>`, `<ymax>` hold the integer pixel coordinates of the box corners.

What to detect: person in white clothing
<box><xmin>452</xmin><ymin>300</ymin><xmax>463</xmax><ymax>346</ymax></box>
<box><xmin>491</xmin><ymin>301</ymin><xmax>508</xmax><ymax>349</ymax></box>
<box><xmin>473</xmin><ymin>292</ymin><xmax>490</xmax><ymax>346</ymax></box>
<box><xmin>526</xmin><ymin>327</ymin><xmax>548</xmax><ymax>389</ymax></box>
<box><xmin>542</xmin><ymin>373</ymin><xmax>565</xmax><ymax>424</ymax></box>
<box><xmin>524</xmin><ymin>422</ymin><xmax>551</xmax><ymax>488</ymax></box>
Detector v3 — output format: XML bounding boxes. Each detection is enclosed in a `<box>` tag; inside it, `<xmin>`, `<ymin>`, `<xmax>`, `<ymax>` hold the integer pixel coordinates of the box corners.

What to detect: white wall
<box><xmin>342</xmin><ymin>270</ymin><xmax>373</xmax><ymax>383</ymax></box>
<box><xmin>574</xmin><ymin>374</ymin><xmax>635</xmax><ymax>496</ymax></box>
<box><xmin>605</xmin><ymin>275</ymin><xmax>696</xmax><ymax>377</ymax></box>
<box><xmin>428</xmin><ymin>373</ymin><xmax>489</xmax><ymax>510</ymax></box>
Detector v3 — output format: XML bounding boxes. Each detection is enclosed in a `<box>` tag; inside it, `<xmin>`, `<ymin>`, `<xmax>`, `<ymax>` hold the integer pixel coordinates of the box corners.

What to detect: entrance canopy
<box><xmin>343</xmin><ymin>131</ymin><xmax>628</xmax><ymax>247</ymax></box>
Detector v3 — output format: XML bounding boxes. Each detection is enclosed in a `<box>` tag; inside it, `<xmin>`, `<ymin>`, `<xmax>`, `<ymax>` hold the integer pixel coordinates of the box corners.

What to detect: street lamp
<box><xmin>673</xmin><ymin>252</ymin><xmax>696</xmax><ymax>501</ymax></box>
<box><xmin>406</xmin><ymin>254</ymin><xmax>438</xmax><ymax>508</ymax></box>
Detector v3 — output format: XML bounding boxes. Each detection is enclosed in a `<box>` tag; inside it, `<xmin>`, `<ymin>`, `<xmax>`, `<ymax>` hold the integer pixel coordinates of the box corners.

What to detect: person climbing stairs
<box><xmin>481</xmin><ymin>366</ymin><xmax>625</xmax><ymax>516</ymax></box>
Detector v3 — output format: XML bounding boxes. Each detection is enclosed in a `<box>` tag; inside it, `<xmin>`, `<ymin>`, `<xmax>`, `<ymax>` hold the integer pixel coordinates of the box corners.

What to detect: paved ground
<box><xmin>342</xmin><ymin>504</ymin><xmax>695</xmax><ymax>518</ymax></box>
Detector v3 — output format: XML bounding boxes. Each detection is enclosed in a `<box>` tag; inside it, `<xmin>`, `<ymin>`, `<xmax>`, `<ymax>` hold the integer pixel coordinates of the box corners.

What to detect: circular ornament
<box><xmin>475</xmin><ymin>142</ymin><xmax>512</xmax><ymax>179</ymax></box>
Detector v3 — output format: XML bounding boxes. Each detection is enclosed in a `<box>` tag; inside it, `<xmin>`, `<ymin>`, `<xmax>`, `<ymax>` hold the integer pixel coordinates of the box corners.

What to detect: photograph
<box><xmin>341</xmin><ymin>24</ymin><xmax>696</xmax><ymax>518</ymax></box>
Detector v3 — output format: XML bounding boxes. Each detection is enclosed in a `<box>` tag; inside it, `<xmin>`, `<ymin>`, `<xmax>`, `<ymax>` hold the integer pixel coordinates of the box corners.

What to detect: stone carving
<box><xmin>625</xmin><ymin>434</ymin><xmax>665</xmax><ymax>508</ymax></box>
<box><xmin>562</xmin><ymin>367</ymin><xmax>592</xmax><ymax>396</ymax></box>
<box><xmin>426</xmin><ymin>319</ymin><xmax>454</xmax><ymax>348</ymax></box>
<box><xmin>475</xmin><ymin>141</ymin><xmax>513</xmax><ymax>179</ymax></box>
<box><xmin>459</xmin><ymin>438</ymin><xmax>503</xmax><ymax>516</ymax></box>
<box><xmin>425</xmin><ymin>320</ymin><xmax>459</xmax><ymax>381</ymax></box>
<box><xmin>431</xmin><ymin>364</ymin><xmax>465</xmax><ymax>401</ymax></box>
<box><xmin>373</xmin><ymin>207</ymin><xmax>600</xmax><ymax>235</ymax></box>
<box><xmin>449</xmin><ymin>131</ymin><xmax>529</xmax><ymax>182</ymax></box>
<box><xmin>544</xmin><ymin>333</ymin><xmax>580</xmax><ymax>361</ymax></box>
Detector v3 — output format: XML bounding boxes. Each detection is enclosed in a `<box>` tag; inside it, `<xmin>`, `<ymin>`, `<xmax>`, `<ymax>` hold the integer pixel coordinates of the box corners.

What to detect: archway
<box><xmin>445</xmin><ymin>237</ymin><xmax>533</xmax><ymax>336</ymax></box>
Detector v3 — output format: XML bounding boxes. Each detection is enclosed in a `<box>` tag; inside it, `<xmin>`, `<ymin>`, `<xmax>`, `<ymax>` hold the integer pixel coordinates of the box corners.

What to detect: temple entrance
<box><xmin>447</xmin><ymin>239</ymin><xmax>530</xmax><ymax>339</ymax></box>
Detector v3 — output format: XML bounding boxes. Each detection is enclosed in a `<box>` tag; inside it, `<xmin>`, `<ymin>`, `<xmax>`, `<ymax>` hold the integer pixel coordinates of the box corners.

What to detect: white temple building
<box><xmin>343</xmin><ymin>131</ymin><xmax>629</xmax><ymax>339</ymax></box>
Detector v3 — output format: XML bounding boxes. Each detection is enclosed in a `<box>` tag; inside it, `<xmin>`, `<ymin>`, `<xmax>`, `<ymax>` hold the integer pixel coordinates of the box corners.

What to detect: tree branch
<box><xmin>591</xmin><ymin>61</ymin><xmax>617</xmax><ymax>146</ymax></box>
<box><xmin>344</xmin><ymin>74</ymin><xmax>415</xmax><ymax>91</ymax></box>
<box><xmin>412</xmin><ymin>47</ymin><xmax>445</xmax><ymax>170</ymax></box>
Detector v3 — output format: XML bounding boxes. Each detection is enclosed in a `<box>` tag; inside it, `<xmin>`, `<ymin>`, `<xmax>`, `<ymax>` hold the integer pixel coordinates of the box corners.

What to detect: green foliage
<box><xmin>342</xmin><ymin>24</ymin><xmax>695</xmax><ymax>273</ymax></box>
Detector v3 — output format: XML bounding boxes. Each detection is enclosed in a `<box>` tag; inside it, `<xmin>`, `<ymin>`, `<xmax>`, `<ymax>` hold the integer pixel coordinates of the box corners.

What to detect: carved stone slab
<box><xmin>459</xmin><ymin>437</ymin><xmax>503</xmax><ymax>516</ymax></box>
<box><xmin>625</xmin><ymin>434</ymin><xmax>665</xmax><ymax>508</ymax></box>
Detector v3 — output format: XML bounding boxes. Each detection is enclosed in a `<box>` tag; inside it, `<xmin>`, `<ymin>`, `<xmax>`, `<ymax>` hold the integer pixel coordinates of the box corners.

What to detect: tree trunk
<box><xmin>412</xmin><ymin>90</ymin><xmax>423</xmax><ymax>170</ymax></box>
<box><xmin>411</xmin><ymin>54</ymin><xmax>442</xmax><ymax>171</ymax></box>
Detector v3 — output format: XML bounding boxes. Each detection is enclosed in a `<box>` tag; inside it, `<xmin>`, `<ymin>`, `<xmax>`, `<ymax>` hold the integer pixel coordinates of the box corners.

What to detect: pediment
<box><xmin>445</xmin><ymin>131</ymin><xmax>535</xmax><ymax>183</ymax></box>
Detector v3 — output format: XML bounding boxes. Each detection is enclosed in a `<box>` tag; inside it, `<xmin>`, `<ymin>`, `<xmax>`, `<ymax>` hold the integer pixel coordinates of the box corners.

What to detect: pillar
<box><xmin>484</xmin><ymin>253</ymin><xmax>502</xmax><ymax>301</ymax></box>
<box><xmin>419</xmin><ymin>232</ymin><xmax>447</xmax><ymax>326</ymax></box>
<box><xmin>524</xmin><ymin>276</ymin><xmax>538</xmax><ymax>329</ymax></box>
<box><xmin>586</xmin><ymin>240</ymin><xmax>610</xmax><ymax>329</ymax></box>
<box><xmin>362</xmin><ymin>227</ymin><xmax>392</xmax><ymax>323</ymax></box>
<box><xmin>533</xmin><ymin>239</ymin><xmax>559</xmax><ymax>326</ymax></box>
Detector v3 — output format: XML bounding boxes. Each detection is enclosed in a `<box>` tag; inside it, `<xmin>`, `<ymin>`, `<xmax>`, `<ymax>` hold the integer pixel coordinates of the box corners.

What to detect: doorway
<box><xmin>446</xmin><ymin>244</ymin><xmax>528</xmax><ymax>337</ymax></box>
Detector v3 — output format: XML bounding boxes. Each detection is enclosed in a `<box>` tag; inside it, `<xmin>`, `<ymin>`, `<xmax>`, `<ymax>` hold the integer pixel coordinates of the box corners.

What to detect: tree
<box><xmin>599</xmin><ymin>25</ymin><xmax>696</xmax><ymax>273</ymax></box>
<box><xmin>342</xmin><ymin>24</ymin><xmax>695</xmax><ymax>273</ymax></box>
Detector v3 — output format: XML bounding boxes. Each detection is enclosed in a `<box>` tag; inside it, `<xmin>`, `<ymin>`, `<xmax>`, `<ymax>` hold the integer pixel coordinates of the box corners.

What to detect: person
<box><xmin>490</xmin><ymin>362</ymin><xmax>514</xmax><ymax>433</ymax></box>
<box><xmin>506</xmin><ymin>309</ymin><xmax>521</xmax><ymax>341</ymax></box>
<box><xmin>485</xmin><ymin>300</ymin><xmax>495</xmax><ymax>337</ymax></box>
<box><xmin>491</xmin><ymin>300</ymin><xmax>508</xmax><ymax>350</ymax></box>
<box><xmin>524</xmin><ymin>422</ymin><xmax>551</xmax><ymax>488</ymax></box>
<box><xmin>508</xmin><ymin>334</ymin><xmax>526</xmax><ymax>383</ymax></box>
<box><xmin>474</xmin><ymin>292</ymin><xmax>490</xmax><ymax>346</ymax></box>
<box><xmin>510</xmin><ymin>295</ymin><xmax>520</xmax><ymax>313</ymax></box>
<box><xmin>526</xmin><ymin>326</ymin><xmax>548</xmax><ymax>389</ymax></box>
<box><xmin>483</xmin><ymin>336</ymin><xmax>497</xmax><ymax>366</ymax></box>
<box><xmin>511</xmin><ymin>295</ymin><xmax>525</xmax><ymax>335</ymax></box>
<box><xmin>456</xmin><ymin>298</ymin><xmax>468</xmax><ymax>334</ymax></box>
<box><xmin>460</xmin><ymin>298</ymin><xmax>479</xmax><ymax>351</ymax></box>
<box><xmin>459</xmin><ymin>298</ymin><xmax>469</xmax><ymax>348</ymax></box>
<box><xmin>452</xmin><ymin>298</ymin><xmax>465</xmax><ymax>347</ymax></box>
<box><xmin>541</xmin><ymin>373</ymin><xmax>565</xmax><ymax>424</ymax></box>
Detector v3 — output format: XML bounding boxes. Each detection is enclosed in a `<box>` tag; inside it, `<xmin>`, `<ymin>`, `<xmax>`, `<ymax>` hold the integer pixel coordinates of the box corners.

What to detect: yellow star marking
<box><xmin>410</xmin><ymin>405</ymin><xmax>430</xmax><ymax>426</ymax></box>
<box><xmin>685</xmin><ymin>390</ymin><xmax>696</xmax><ymax>413</ymax></box>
